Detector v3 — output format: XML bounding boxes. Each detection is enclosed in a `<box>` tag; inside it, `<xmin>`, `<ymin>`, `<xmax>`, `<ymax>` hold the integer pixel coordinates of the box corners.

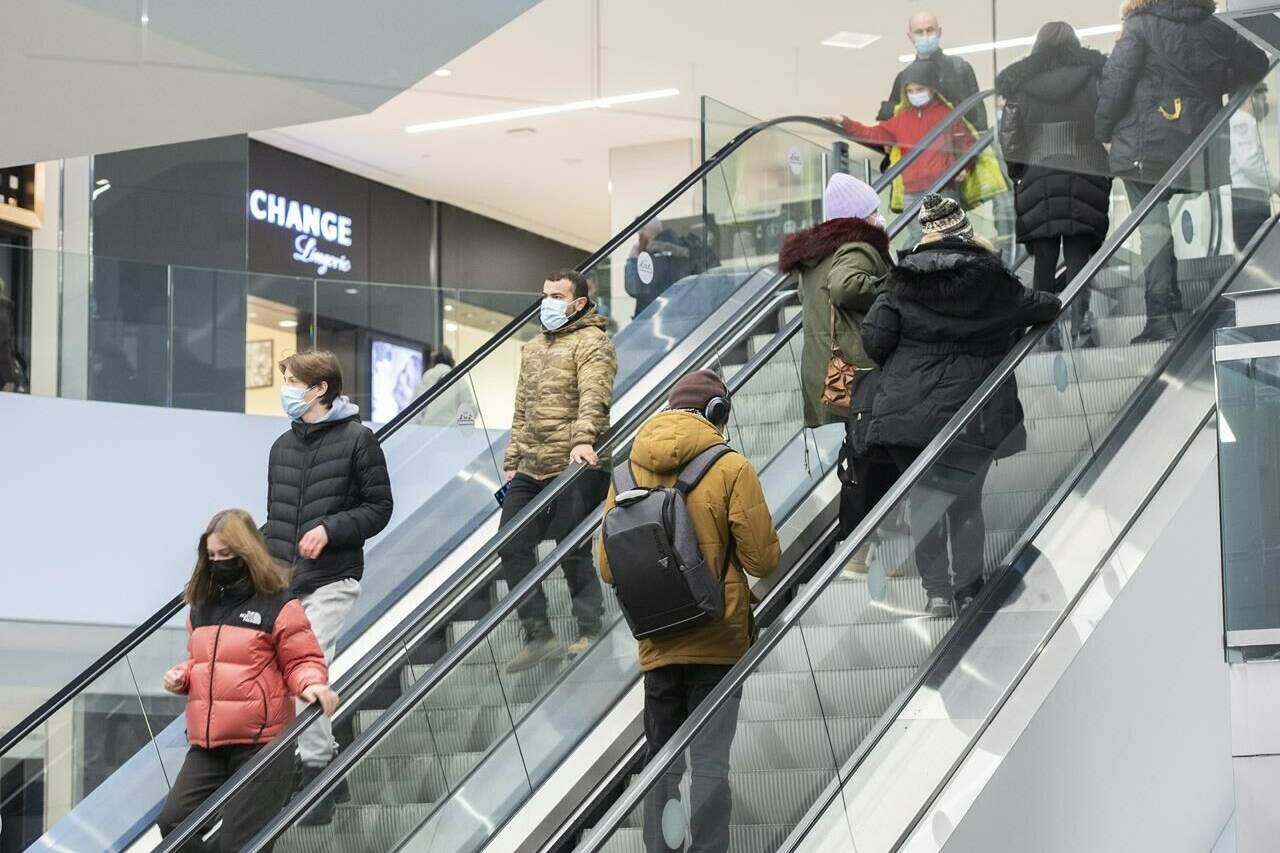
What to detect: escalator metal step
<box><xmin>1013</xmin><ymin>342</ymin><xmax>1163</xmax><ymax>387</ymax></box>
<box><xmin>273</xmin><ymin>801</ymin><xmax>436</xmax><ymax>853</ymax></box>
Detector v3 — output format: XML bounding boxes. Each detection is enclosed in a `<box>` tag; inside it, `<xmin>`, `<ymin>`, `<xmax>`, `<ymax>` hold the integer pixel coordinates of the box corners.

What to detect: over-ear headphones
<box><xmin>704</xmin><ymin>395</ymin><xmax>731</xmax><ymax>428</ymax></box>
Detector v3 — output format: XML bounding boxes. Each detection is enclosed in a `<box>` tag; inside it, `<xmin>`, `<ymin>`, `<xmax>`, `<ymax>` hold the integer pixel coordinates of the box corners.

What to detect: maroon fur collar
<box><xmin>779</xmin><ymin>217</ymin><xmax>892</xmax><ymax>273</ymax></box>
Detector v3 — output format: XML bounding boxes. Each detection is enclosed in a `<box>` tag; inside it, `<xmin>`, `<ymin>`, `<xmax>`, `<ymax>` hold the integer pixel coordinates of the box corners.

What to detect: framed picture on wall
<box><xmin>246</xmin><ymin>340</ymin><xmax>274</xmax><ymax>389</ymax></box>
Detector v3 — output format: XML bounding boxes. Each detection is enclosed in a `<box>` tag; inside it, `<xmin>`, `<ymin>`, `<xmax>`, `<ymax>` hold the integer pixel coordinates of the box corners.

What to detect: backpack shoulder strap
<box><xmin>612</xmin><ymin>460</ymin><xmax>639</xmax><ymax>494</ymax></box>
<box><xmin>675</xmin><ymin>445</ymin><xmax>735</xmax><ymax>495</ymax></box>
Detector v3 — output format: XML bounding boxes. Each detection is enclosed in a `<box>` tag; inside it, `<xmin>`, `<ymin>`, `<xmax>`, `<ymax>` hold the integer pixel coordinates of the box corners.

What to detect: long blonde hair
<box><xmin>185</xmin><ymin>509</ymin><xmax>288</xmax><ymax>606</ymax></box>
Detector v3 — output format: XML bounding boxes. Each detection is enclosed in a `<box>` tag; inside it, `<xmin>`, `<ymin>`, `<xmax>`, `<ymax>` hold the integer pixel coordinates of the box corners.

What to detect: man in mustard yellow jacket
<box><xmin>599</xmin><ymin>369</ymin><xmax>780</xmax><ymax>853</ymax></box>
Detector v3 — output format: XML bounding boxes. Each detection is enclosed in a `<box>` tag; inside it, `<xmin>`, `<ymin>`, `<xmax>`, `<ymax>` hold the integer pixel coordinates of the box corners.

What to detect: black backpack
<box><xmin>602</xmin><ymin>445</ymin><xmax>735</xmax><ymax>640</ymax></box>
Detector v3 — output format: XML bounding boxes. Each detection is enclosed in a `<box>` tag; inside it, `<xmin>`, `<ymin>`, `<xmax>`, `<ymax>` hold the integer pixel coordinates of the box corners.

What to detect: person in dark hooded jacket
<box><xmin>1096</xmin><ymin>0</ymin><xmax>1268</xmax><ymax>342</ymax></box>
<box><xmin>998</xmin><ymin>22</ymin><xmax>1111</xmax><ymax>350</ymax></box>
<box><xmin>862</xmin><ymin>195</ymin><xmax>1059</xmax><ymax>615</ymax></box>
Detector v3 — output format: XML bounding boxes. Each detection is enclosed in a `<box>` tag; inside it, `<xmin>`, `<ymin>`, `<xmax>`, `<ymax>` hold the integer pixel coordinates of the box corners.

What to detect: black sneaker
<box><xmin>295</xmin><ymin>764</ymin><xmax>337</xmax><ymax>826</ymax></box>
<box><xmin>954</xmin><ymin>577</ymin><xmax>986</xmax><ymax>611</ymax></box>
<box><xmin>1130</xmin><ymin>316</ymin><xmax>1177</xmax><ymax>344</ymax></box>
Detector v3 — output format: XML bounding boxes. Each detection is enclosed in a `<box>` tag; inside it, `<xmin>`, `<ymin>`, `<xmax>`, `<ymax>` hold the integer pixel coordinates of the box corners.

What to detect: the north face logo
<box><xmin>658</xmin><ymin>557</ymin><xmax>670</xmax><ymax>568</ymax></box>
<box><xmin>239</xmin><ymin>610</ymin><xmax>263</xmax><ymax>626</ymax></box>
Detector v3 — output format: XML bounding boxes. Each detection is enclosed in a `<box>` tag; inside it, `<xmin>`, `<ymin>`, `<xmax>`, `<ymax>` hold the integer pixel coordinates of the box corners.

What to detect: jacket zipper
<box><xmin>293</xmin><ymin>437</ymin><xmax>321</xmax><ymax>567</ymax></box>
<box><xmin>205</xmin><ymin>623</ymin><xmax>224</xmax><ymax>746</ymax></box>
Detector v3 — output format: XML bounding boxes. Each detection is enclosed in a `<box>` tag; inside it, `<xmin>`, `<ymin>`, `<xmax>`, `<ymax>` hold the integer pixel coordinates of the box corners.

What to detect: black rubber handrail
<box><xmin>573</xmin><ymin>62</ymin><xmax>1276</xmax><ymax>853</ymax></box>
<box><xmin>0</xmin><ymin>91</ymin><xmax>996</xmax><ymax>765</ymax></box>
<box><xmin>240</xmin><ymin>110</ymin><xmax>1007</xmax><ymax>852</ymax></box>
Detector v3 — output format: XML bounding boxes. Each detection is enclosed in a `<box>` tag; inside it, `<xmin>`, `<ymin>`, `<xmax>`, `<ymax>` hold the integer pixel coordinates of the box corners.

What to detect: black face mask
<box><xmin>208</xmin><ymin>557</ymin><xmax>247</xmax><ymax>587</ymax></box>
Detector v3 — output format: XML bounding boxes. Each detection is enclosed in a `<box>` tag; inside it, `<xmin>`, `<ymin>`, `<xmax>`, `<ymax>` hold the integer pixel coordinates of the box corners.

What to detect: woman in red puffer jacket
<box><xmin>156</xmin><ymin>508</ymin><xmax>338</xmax><ymax>851</ymax></box>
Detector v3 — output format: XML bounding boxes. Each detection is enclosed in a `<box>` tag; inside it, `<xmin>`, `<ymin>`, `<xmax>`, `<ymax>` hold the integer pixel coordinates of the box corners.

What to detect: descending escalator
<box><xmin>2</xmin><ymin>96</ymin><xmax>1004</xmax><ymax>853</ymax></box>
<box><xmin>163</xmin><ymin>121</ymin><xmax>1028</xmax><ymax>853</ymax></box>
<box><xmin>562</xmin><ymin>65</ymin><xmax>1278</xmax><ymax>853</ymax></box>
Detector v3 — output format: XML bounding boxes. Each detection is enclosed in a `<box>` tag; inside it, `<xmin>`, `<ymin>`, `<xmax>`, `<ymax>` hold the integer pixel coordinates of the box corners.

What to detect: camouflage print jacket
<box><xmin>504</xmin><ymin>307</ymin><xmax>617</xmax><ymax>480</ymax></box>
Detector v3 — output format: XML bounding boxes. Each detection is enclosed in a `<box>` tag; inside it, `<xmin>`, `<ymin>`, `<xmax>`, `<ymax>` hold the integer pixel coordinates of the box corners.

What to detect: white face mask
<box><xmin>908</xmin><ymin>90</ymin><xmax>933</xmax><ymax>109</ymax></box>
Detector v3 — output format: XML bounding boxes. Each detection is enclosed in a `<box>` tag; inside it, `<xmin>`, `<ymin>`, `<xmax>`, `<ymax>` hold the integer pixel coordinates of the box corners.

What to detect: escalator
<box><xmin>0</xmin><ymin>95</ymin><xmax>1002</xmax><ymax>853</ymax></box>
<box><xmin>149</xmin><ymin>123</ymin><xmax>1032</xmax><ymax>852</ymax></box>
<box><xmin>558</xmin><ymin>65</ymin><xmax>1279</xmax><ymax>853</ymax></box>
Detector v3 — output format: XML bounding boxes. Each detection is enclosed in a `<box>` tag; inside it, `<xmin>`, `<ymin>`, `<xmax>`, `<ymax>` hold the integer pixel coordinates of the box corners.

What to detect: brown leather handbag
<box><xmin>822</xmin><ymin>304</ymin><xmax>862</xmax><ymax>417</ymax></box>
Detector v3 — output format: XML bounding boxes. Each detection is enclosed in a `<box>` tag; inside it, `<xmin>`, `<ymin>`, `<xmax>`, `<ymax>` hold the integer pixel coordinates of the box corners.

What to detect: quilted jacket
<box><xmin>504</xmin><ymin>306</ymin><xmax>617</xmax><ymax>480</ymax></box>
<box><xmin>170</xmin><ymin>580</ymin><xmax>328</xmax><ymax>749</ymax></box>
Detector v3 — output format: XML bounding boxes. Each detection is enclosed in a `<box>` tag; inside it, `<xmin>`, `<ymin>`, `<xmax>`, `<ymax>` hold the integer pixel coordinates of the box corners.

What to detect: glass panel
<box><xmin>1216</xmin><ymin>324</ymin><xmax>1280</xmax><ymax>642</ymax></box>
<box><xmin>2</xmin><ymin>623</ymin><xmax>188</xmax><ymax>851</ymax></box>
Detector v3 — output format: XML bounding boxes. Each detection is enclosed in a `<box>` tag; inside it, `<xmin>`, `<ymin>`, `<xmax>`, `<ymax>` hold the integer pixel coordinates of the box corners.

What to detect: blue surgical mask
<box><xmin>540</xmin><ymin>298</ymin><xmax>571</xmax><ymax>331</ymax></box>
<box><xmin>914</xmin><ymin>34</ymin><xmax>941</xmax><ymax>55</ymax></box>
<box><xmin>908</xmin><ymin>90</ymin><xmax>933</xmax><ymax>109</ymax></box>
<box><xmin>281</xmin><ymin>384</ymin><xmax>316</xmax><ymax>420</ymax></box>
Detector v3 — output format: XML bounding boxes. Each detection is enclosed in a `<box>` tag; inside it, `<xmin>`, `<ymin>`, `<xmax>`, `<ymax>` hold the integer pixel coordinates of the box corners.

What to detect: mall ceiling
<box><xmin>254</xmin><ymin>0</ymin><xmax>1127</xmax><ymax>250</ymax></box>
<box><xmin>1</xmin><ymin>0</ymin><xmax>540</xmax><ymax>166</ymax></box>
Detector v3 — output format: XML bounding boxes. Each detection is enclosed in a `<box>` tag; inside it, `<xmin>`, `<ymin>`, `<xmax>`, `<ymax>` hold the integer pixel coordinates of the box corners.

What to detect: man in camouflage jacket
<box><xmin>500</xmin><ymin>268</ymin><xmax>618</xmax><ymax>673</ymax></box>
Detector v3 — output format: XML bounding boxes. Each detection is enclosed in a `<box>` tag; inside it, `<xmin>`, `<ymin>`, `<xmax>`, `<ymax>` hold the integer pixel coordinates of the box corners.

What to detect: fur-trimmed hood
<box><xmin>778</xmin><ymin>217</ymin><xmax>891</xmax><ymax>273</ymax></box>
<box><xmin>1121</xmin><ymin>0</ymin><xmax>1215</xmax><ymax>21</ymax></box>
<box><xmin>886</xmin><ymin>239</ymin><xmax>1018</xmax><ymax>319</ymax></box>
<box><xmin>996</xmin><ymin>45</ymin><xmax>1108</xmax><ymax>97</ymax></box>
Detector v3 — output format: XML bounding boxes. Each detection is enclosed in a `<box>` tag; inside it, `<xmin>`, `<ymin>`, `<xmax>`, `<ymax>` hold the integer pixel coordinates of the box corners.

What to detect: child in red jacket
<box><xmin>156</xmin><ymin>508</ymin><xmax>339</xmax><ymax>852</ymax></box>
<box><xmin>828</xmin><ymin>60</ymin><xmax>974</xmax><ymax>245</ymax></box>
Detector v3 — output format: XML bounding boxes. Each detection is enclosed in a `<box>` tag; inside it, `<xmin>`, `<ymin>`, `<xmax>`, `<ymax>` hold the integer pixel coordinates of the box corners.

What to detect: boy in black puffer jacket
<box><xmin>264</xmin><ymin>349</ymin><xmax>393</xmax><ymax>823</ymax></box>
<box><xmin>862</xmin><ymin>195</ymin><xmax>1059</xmax><ymax>616</ymax></box>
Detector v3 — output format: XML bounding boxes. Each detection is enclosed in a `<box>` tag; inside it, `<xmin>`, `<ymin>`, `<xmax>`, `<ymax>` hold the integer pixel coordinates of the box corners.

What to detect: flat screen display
<box><xmin>370</xmin><ymin>339</ymin><xmax>423</xmax><ymax>423</ymax></box>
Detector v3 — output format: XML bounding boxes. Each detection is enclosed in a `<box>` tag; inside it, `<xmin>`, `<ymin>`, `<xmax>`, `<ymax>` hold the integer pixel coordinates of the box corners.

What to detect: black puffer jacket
<box><xmin>264</xmin><ymin>400</ymin><xmax>393</xmax><ymax>596</ymax></box>
<box><xmin>862</xmin><ymin>240</ymin><xmax>1060</xmax><ymax>455</ymax></box>
<box><xmin>998</xmin><ymin>45</ymin><xmax>1112</xmax><ymax>244</ymax></box>
<box><xmin>1095</xmin><ymin>0</ymin><xmax>1267</xmax><ymax>184</ymax></box>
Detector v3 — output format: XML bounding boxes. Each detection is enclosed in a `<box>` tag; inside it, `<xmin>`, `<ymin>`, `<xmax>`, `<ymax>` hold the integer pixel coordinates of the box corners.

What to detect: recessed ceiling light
<box><xmin>820</xmin><ymin>31</ymin><xmax>881</xmax><ymax>49</ymax></box>
<box><xmin>444</xmin><ymin>304</ymin><xmax>454</xmax><ymax>312</ymax></box>
<box><xmin>140</xmin><ymin>13</ymin><xmax>149</xmax><ymax>24</ymax></box>
<box><xmin>445</xmin><ymin>321</ymin><xmax>459</xmax><ymax>333</ymax></box>
<box><xmin>897</xmin><ymin>23</ymin><xmax>1120</xmax><ymax>62</ymax></box>
<box><xmin>278</xmin><ymin>320</ymin><xmax>299</xmax><ymax>329</ymax></box>
<box><xmin>345</xmin><ymin>288</ymin><xmax>359</xmax><ymax>295</ymax></box>
<box><xmin>247</xmin><ymin>312</ymin><xmax>258</xmax><ymax>320</ymax></box>
<box><xmin>405</xmin><ymin>88</ymin><xmax>680</xmax><ymax>134</ymax></box>
<box><xmin>434</xmin><ymin>68</ymin><xmax>453</xmax><ymax>78</ymax></box>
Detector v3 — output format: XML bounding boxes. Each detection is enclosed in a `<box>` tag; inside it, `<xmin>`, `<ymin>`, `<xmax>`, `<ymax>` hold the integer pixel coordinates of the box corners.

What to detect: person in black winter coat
<box><xmin>998</xmin><ymin>22</ymin><xmax>1112</xmax><ymax>350</ymax></box>
<box><xmin>264</xmin><ymin>348</ymin><xmax>392</xmax><ymax>823</ymax></box>
<box><xmin>862</xmin><ymin>195</ymin><xmax>1060</xmax><ymax>615</ymax></box>
<box><xmin>1096</xmin><ymin>0</ymin><xmax>1268</xmax><ymax>342</ymax></box>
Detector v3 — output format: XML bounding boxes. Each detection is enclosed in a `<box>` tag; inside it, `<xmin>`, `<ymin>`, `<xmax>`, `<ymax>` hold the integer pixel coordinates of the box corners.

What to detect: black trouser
<box><xmin>1030</xmin><ymin>235</ymin><xmax>1095</xmax><ymax>322</ymax></box>
<box><xmin>1124</xmin><ymin>181</ymin><xmax>1181</xmax><ymax>319</ymax></box>
<box><xmin>838</xmin><ymin>451</ymin><xmax>900</xmax><ymax>541</ymax></box>
<box><xmin>642</xmin><ymin>664</ymin><xmax>741</xmax><ymax>853</ymax></box>
<box><xmin>887</xmin><ymin>446</ymin><xmax>992</xmax><ymax>600</ymax></box>
<box><xmin>498</xmin><ymin>469</ymin><xmax>610</xmax><ymax>639</ymax></box>
<box><xmin>1233</xmin><ymin>193</ymin><xmax>1271</xmax><ymax>253</ymax></box>
<box><xmin>156</xmin><ymin>744</ymin><xmax>293</xmax><ymax>853</ymax></box>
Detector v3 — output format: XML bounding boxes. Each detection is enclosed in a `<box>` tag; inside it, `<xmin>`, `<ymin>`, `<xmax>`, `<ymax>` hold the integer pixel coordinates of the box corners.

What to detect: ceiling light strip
<box><xmin>896</xmin><ymin>23</ymin><xmax>1121</xmax><ymax>62</ymax></box>
<box><xmin>405</xmin><ymin>88</ymin><xmax>680</xmax><ymax>134</ymax></box>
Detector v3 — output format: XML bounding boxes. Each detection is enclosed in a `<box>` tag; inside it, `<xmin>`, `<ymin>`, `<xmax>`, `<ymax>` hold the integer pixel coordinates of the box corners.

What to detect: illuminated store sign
<box><xmin>248</xmin><ymin>189</ymin><xmax>353</xmax><ymax>275</ymax></box>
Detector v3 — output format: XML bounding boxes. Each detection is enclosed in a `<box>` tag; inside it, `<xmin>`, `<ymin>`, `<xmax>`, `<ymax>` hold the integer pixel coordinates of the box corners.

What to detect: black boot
<box><xmin>954</xmin><ymin>576</ymin><xmax>985</xmax><ymax>611</ymax></box>
<box><xmin>1071</xmin><ymin>311</ymin><xmax>1097</xmax><ymax>349</ymax></box>
<box><xmin>296</xmin><ymin>764</ymin><xmax>338</xmax><ymax>826</ymax></box>
<box><xmin>1040</xmin><ymin>324</ymin><xmax>1062</xmax><ymax>352</ymax></box>
<box><xmin>1130</xmin><ymin>315</ymin><xmax>1177</xmax><ymax>344</ymax></box>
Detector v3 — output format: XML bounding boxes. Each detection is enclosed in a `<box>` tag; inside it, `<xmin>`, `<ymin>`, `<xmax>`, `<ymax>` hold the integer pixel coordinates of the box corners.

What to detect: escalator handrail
<box><xmin>238</xmin><ymin>120</ymin><xmax>1006</xmax><ymax>852</ymax></box>
<box><xmin>0</xmin><ymin>92</ymin><xmax>996</xmax><ymax>764</ymax></box>
<box><xmin>574</xmin><ymin>62</ymin><xmax>1277</xmax><ymax>853</ymax></box>
<box><xmin>882</xmin><ymin>216</ymin><xmax>1273</xmax><ymax>851</ymax></box>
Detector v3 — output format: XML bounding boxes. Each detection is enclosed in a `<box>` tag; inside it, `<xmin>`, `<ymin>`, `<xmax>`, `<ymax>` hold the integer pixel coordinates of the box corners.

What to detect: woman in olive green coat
<box><xmin>780</xmin><ymin>174</ymin><xmax>895</xmax><ymax>563</ymax></box>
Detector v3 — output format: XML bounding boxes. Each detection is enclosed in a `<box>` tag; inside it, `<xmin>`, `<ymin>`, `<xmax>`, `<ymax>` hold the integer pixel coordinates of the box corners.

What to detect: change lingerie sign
<box><xmin>248</xmin><ymin>189</ymin><xmax>354</xmax><ymax>275</ymax></box>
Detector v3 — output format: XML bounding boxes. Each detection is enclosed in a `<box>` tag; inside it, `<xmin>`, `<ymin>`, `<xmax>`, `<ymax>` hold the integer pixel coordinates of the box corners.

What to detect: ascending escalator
<box><xmin>1</xmin><ymin>94</ymin><xmax>1002</xmax><ymax>853</ymax></box>
<box><xmin>557</xmin><ymin>65</ymin><xmax>1278</xmax><ymax>853</ymax></box>
<box><xmin>158</xmin><ymin>117</ymin><xmax>1029</xmax><ymax>853</ymax></box>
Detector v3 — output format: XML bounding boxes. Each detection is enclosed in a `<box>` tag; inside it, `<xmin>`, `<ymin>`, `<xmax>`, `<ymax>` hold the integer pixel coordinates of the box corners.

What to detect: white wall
<box><xmin>934</xmin><ymin>457</ymin><xmax>1233</xmax><ymax>853</ymax></box>
<box><xmin>0</xmin><ymin>393</ymin><xmax>285</xmax><ymax>625</ymax></box>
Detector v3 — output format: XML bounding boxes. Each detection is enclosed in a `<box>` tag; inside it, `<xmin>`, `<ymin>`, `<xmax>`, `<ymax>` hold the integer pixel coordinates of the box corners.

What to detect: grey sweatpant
<box><xmin>295</xmin><ymin>578</ymin><xmax>360</xmax><ymax>767</ymax></box>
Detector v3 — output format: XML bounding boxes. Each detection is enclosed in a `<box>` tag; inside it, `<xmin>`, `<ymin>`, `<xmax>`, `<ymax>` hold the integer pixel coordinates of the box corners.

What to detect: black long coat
<box><xmin>1095</xmin><ymin>0</ymin><xmax>1267</xmax><ymax>184</ymax></box>
<box><xmin>998</xmin><ymin>45</ymin><xmax>1112</xmax><ymax>245</ymax></box>
<box><xmin>862</xmin><ymin>240</ymin><xmax>1060</xmax><ymax>456</ymax></box>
